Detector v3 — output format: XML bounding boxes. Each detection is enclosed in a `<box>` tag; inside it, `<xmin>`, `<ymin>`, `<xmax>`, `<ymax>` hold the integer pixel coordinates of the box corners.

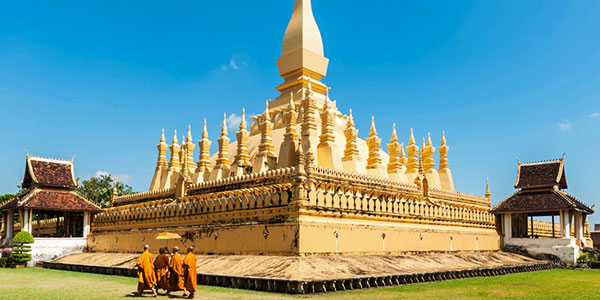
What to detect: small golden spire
<box><xmin>196</xmin><ymin>118</ymin><xmax>212</xmax><ymax>173</ymax></box>
<box><xmin>111</xmin><ymin>178</ymin><xmax>118</xmax><ymax>206</ymax></box>
<box><xmin>187</xmin><ymin>125</ymin><xmax>193</xmax><ymax>143</ymax></box>
<box><xmin>405</xmin><ymin>129</ymin><xmax>419</xmax><ymax>176</ymax></box>
<box><xmin>202</xmin><ymin>118</ymin><xmax>208</xmax><ymax>139</ymax></box>
<box><xmin>387</xmin><ymin>123</ymin><xmax>403</xmax><ymax>176</ymax></box>
<box><xmin>369</xmin><ymin>116</ymin><xmax>377</xmax><ymax>137</ymax></box>
<box><xmin>172</xmin><ymin>130</ymin><xmax>179</xmax><ymax>145</ymax></box>
<box><xmin>264</xmin><ymin>100</ymin><xmax>271</xmax><ymax>121</ymax></box>
<box><xmin>185</xmin><ymin>125</ymin><xmax>195</xmax><ymax>171</ymax></box>
<box><xmin>156</xmin><ymin>129</ymin><xmax>168</xmax><ymax>168</ymax></box>
<box><xmin>221</xmin><ymin>113</ymin><xmax>228</xmax><ymax>136</ymax></box>
<box><xmin>366</xmin><ymin>116</ymin><xmax>384</xmax><ymax>175</ymax></box>
<box><xmin>439</xmin><ymin>130</ymin><xmax>450</xmax><ymax>170</ymax></box>
<box><xmin>214</xmin><ymin>113</ymin><xmax>231</xmax><ymax>172</ymax></box>
<box><xmin>485</xmin><ymin>177</ymin><xmax>491</xmax><ymax>200</ymax></box>
<box><xmin>426</xmin><ymin>132</ymin><xmax>432</xmax><ymax>147</ymax></box>
<box><xmin>390</xmin><ymin>123</ymin><xmax>398</xmax><ymax>143</ymax></box>
<box><xmin>347</xmin><ymin>109</ymin><xmax>355</xmax><ymax>127</ymax></box>
<box><xmin>169</xmin><ymin>130</ymin><xmax>181</xmax><ymax>169</ymax></box>
<box><xmin>400</xmin><ymin>143</ymin><xmax>407</xmax><ymax>166</ymax></box>
<box><xmin>240</xmin><ymin>108</ymin><xmax>247</xmax><ymax>130</ymax></box>
<box><xmin>289</xmin><ymin>91</ymin><xmax>295</xmax><ymax>109</ymax></box>
<box><xmin>441</xmin><ymin>130</ymin><xmax>447</xmax><ymax>146</ymax></box>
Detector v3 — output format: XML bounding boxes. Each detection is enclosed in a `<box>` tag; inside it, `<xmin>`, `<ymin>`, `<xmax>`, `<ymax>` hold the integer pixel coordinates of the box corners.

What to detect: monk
<box><xmin>134</xmin><ymin>245</ymin><xmax>157</xmax><ymax>297</ymax></box>
<box><xmin>153</xmin><ymin>247</ymin><xmax>170</xmax><ymax>293</ymax></box>
<box><xmin>183</xmin><ymin>247</ymin><xmax>197</xmax><ymax>299</ymax></box>
<box><xmin>166</xmin><ymin>246</ymin><xmax>185</xmax><ymax>296</ymax></box>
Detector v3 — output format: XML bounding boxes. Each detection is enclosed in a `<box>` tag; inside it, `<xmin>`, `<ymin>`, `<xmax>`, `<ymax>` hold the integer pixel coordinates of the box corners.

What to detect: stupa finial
<box><xmin>409</xmin><ymin>128</ymin><xmax>416</xmax><ymax>145</ymax></box>
<box><xmin>172</xmin><ymin>130</ymin><xmax>179</xmax><ymax>145</ymax></box>
<box><xmin>369</xmin><ymin>116</ymin><xmax>377</xmax><ymax>137</ymax></box>
<box><xmin>390</xmin><ymin>123</ymin><xmax>398</xmax><ymax>143</ymax></box>
<box><xmin>441</xmin><ymin>130</ymin><xmax>446</xmax><ymax>146</ymax></box>
<box><xmin>202</xmin><ymin>118</ymin><xmax>208</xmax><ymax>139</ymax></box>
<box><xmin>485</xmin><ymin>177</ymin><xmax>491</xmax><ymax>200</ymax></box>
<box><xmin>264</xmin><ymin>101</ymin><xmax>271</xmax><ymax>121</ymax></box>
<box><xmin>187</xmin><ymin>125</ymin><xmax>193</xmax><ymax>143</ymax></box>
<box><xmin>278</xmin><ymin>0</ymin><xmax>328</xmax><ymax>82</ymax></box>
<box><xmin>240</xmin><ymin>108</ymin><xmax>247</xmax><ymax>130</ymax></box>
<box><xmin>221</xmin><ymin>113</ymin><xmax>228</xmax><ymax>136</ymax></box>
<box><xmin>289</xmin><ymin>92</ymin><xmax>295</xmax><ymax>110</ymax></box>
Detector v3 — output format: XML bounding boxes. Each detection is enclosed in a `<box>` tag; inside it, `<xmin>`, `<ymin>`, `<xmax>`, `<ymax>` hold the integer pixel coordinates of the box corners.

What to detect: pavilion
<box><xmin>492</xmin><ymin>157</ymin><xmax>594</xmax><ymax>262</ymax></box>
<box><xmin>0</xmin><ymin>155</ymin><xmax>101</xmax><ymax>265</ymax></box>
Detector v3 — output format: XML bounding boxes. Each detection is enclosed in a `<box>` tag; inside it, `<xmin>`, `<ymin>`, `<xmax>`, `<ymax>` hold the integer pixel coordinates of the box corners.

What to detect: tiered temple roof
<box><xmin>0</xmin><ymin>155</ymin><xmax>100</xmax><ymax>213</ymax></box>
<box><xmin>492</xmin><ymin>158</ymin><xmax>592</xmax><ymax>215</ymax></box>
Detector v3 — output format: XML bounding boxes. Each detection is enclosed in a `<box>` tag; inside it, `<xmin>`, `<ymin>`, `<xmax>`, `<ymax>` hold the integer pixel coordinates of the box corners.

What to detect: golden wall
<box><xmin>89</xmin><ymin>167</ymin><xmax>500</xmax><ymax>254</ymax></box>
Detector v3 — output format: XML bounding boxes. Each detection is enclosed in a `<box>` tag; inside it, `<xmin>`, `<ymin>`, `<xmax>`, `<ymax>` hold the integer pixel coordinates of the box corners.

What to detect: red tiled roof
<box><xmin>0</xmin><ymin>189</ymin><xmax>101</xmax><ymax>212</ymax></box>
<box><xmin>0</xmin><ymin>197</ymin><xmax>18</xmax><ymax>211</ymax></box>
<box><xmin>492</xmin><ymin>189</ymin><xmax>593</xmax><ymax>214</ymax></box>
<box><xmin>22</xmin><ymin>157</ymin><xmax>77</xmax><ymax>189</ymax></box>
<box><xmin>515</xmin><ymin>160</ymin><xmax>567</xmax><ymax>190</ymax></box>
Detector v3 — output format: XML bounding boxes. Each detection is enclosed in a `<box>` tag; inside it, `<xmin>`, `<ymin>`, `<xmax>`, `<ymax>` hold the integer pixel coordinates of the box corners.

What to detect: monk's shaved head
<box><xmin>187</xmin><ymin>246</ymin><xmax>194</xmax><ymax>253</ymax></box>
<box><xmin>143</xmin><ymin>244</ymin><xmax>150</xmax><ymax>251</ymax></box>
<box><xmin>172</xmin><ymin>246</ymin><xmax>179</xmax><ymax>253</ymax></box>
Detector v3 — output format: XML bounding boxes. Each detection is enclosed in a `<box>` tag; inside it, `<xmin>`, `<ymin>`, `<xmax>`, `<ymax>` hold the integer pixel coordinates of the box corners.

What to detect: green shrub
<box><xmin>578</xmin><ymin>252</ymin><xmax>589</xmax><ymax>263</ymax></box>
<box><xmin>11</xmin><ymin>245</ymin><xmax>32</xmax><ymax>264</ymax></box>
<box><xmin>0</xmin><ymin>256</ymin><xmax>13</xmax><ymax>268</ymax></box>
<box><xmin>12</xmin><ymin>231</ymin><xmax>34</xmax><ymax>244</ymax></box>
<box><xmin>11</xmin><ymin>231</ymin><xmax>34</xmax><ymax>265</ymax></box>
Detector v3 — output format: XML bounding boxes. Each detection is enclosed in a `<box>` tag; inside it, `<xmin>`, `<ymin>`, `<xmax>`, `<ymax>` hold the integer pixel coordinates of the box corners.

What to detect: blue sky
<box><xmin>1</xmin><ymin>1</ymin><xmax>599</xmax><ymax>225</ymax></box>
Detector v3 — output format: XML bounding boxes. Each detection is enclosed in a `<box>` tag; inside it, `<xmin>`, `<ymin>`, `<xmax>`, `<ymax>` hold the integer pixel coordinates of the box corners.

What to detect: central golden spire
<box><xmin>273</xmin><ymin>0</ymin><xmax>329</xmax><ymax>108</ymax></box>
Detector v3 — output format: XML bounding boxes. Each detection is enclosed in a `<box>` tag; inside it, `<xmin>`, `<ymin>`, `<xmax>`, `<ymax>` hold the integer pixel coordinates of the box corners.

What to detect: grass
<box><xmin>0</xmin><ymin>268</ymin><xmax>600</xmax><ymax>300</ymax></box>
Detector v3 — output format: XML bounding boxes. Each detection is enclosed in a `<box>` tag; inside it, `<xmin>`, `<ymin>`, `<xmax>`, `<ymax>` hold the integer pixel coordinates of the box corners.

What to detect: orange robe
<box><xmin>168</xmin><ymin>253</ymin><xmax>185</xmax><ymax>291</ymax></box>
<box><xmin>183</xmin><ymin>253</ymin><xmax>197</xmax><ymax>293</ymax></box>
<box><xmin>154</xmin><ymin>254</ymin><xmax>169</xmax><ymax>291</ymax></box>
<box><xmin>136</xmin><ymin>250</ymin><xmax>156</xmax><ymax>293</ymax></box>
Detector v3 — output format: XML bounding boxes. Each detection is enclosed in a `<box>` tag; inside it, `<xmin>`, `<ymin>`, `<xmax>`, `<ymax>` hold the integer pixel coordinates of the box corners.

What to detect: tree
<box><xmin>12</xmin><ymin>231</ymin><xmax>34</xmax><ymax>265</ymax></box>
<box><xmin>75</xmin><ymin>175</ymin><xmax>135</xmax><ymax>209</ymax></box>
<box><xmin>0</xmin><ymin>193</ymin><xmax>15</xmax><ymax>206</ymax></box>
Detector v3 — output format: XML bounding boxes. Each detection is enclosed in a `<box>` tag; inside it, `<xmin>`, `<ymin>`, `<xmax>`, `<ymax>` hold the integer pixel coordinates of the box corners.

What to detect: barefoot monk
<box><xmin>153</xmin><ymin>247</ymin><xmax>170</xmax><ymax>293</ymax></box>
<box><xmin>166</xmin><ymin>246</ymin><xmax>185</xmax><ymax>296</ymax></box>
<box><xmin>135</xmin><ymin>245</ymin><xmax>157</xmax><ymax>297</ymax></box>
<box><xmin>183</xmin><ymin>246</ymin><xmax>197</xmax><ymax>299</ymax></box>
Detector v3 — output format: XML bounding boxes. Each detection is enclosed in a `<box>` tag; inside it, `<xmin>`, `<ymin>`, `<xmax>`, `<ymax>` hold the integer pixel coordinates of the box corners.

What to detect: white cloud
<box><xmin>220</xmin><ymin>57</ymin><xmax>244</xmax><ymax>71</ymax></box>
<box><xmin>226</xmin><ymin>113</ymin><xmax>242</xmax><ymax>129</ymax></box>
<box><xmin>95</xmin><ymin>170</ymin><xmax>110</xmax><ymax>177</ymax></box>
<box><xmin>229</xmin><ymin>59</ymin><xmax>239</xmax><ymax>70</ymax></box>
<box><xmin>590</xmin><ymin>112</ymin><xmax>600</xmax><ymax>118</ymax></box>
<box><xmin>225</xmin><ymin>113</ymin><xmax>257</xmax><ymax>129</ymax></box>
<box><xmin>558</xmin><ymin>123</ymin><xmax>571</xmax><ymax>131</ymax></box>
<box><xmin>94</xmin><ymin>170</ymin><xmax>132</xmax><ymax>183</ymax></box>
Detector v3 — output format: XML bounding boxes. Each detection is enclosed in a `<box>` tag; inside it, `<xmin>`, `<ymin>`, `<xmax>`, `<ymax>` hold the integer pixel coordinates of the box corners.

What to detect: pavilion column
<box><xmin>530</xmin><ymin>215</ymin><xmax>534</xmax><ymax>238</ymax></box>
<box><xmin>552</xmin><ymin>214</ymin><xmax>555</xmax><ymax>238</ymax></box>
<box><xmin>575</xmin><ymin>212</ymin><xmax>584</xmax><ymax>243</ymax></box>
<box><xmin>64</xmin><ymin>212</ymin><xmax>71</xmax><ymax>237</ymax></box>
<box><xmin>83</xmin><ymin>212</ymin><xmax>91</xmax><ymax>238</ymax></box>
<box><xmin>503</xmin><ymin>213</ymin><xmax>512</xmax><ymax>240</ymax></box>
<box><xmin>562</xmin><ymin>210</ymin><xmax>571</xmax><ymax>238</ymax></box>
<box><xmin>5</xmin><ymin>210</ymin><xmax>14</xmax><ymax>243</ymax></box>
<box><xmin>22</xmin><ymin>208</ymin><xmax>32</xmax><ymax>233</ymax></box>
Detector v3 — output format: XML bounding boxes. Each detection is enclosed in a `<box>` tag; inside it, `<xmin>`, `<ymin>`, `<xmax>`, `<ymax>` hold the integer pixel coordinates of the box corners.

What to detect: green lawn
<box><xmin>0</xmin><ymin>268</ymin><xmax>599</xmax><ymax>300</ymax></box>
